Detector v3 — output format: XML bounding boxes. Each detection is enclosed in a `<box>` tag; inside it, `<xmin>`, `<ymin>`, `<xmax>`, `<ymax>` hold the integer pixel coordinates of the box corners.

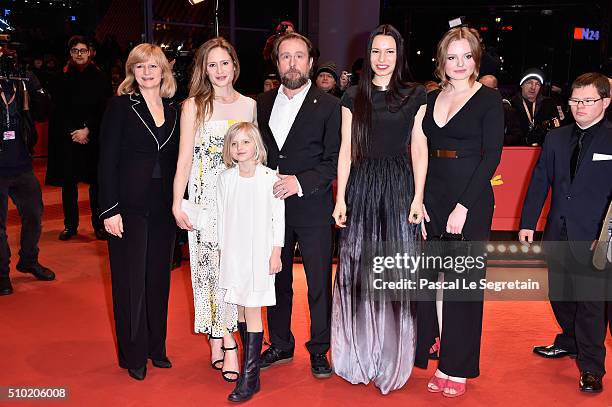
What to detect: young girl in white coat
<box><xmin>217</xmin><ymin>122</ymin><xmax>284</xmax><ymax>403</ymax></box>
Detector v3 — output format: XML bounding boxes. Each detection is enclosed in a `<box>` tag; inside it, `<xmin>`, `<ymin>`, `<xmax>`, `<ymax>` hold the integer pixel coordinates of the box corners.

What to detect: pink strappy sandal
<box><xmin>427</xmin><ymin>374</ymin><xmax>448</xmax><ymax>393</ymax></box>
<box><xmin>442</xmin><ymin>379</ymin><xmax>467</xmax><ymax>398</ymax></box>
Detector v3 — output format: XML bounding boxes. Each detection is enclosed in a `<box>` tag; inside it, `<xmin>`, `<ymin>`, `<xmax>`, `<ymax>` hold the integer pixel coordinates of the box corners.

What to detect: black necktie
<box><xmin>570</xmin><ymin>128</ymin><xmax>586</xmax><ymax>181</ymax></box>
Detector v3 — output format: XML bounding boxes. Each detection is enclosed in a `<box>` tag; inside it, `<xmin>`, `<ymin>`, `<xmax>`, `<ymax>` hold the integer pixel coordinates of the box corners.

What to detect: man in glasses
<box><xmin>519</xmin><ymin>72</ymin><xmax>612</xmax><ymax>393</ymax></box>
<box><xmin>46</xmin><ymin>36</ymin><xmax>112</xmax><ymax>241</ymax></box>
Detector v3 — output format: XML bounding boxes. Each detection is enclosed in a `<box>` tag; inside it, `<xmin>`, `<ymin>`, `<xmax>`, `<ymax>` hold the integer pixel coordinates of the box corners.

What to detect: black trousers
<box><xmin>267</xmin><ymin>224</ymin><xmax>333</xmax><ymax>355</ymax></box>
<box><xmin>62</xmin><ymin>181</ymin><xmax>101</xmax><ymax>230</ymax></box>
<box><xmin>547</xmin><ymin>236</ymin><xmax>607</xmax><ymax>375</ymax></box>
<box><xmin>0</xmin><ymin>171</ymin><xmax>43</xmax><ymax>277</ymax></box>
<box><xmin>108</xmin><ymin>181</ymin><xmax>176</xmax><ymax>369</ymax></box>
<box><xmin>415</xmin><ymin>241</ymin><xmax>486</xmax><ymax>378</ymax></box>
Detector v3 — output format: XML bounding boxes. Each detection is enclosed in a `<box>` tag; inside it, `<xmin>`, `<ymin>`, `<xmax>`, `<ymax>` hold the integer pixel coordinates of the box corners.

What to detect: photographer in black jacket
<box><xmin>511</xmin><ymin>68</ymin><xmax>561</xmax><ymax>145</ymax></box>
<box><xmin>0</xmin><ymin>46</ymin><xmax>54</xmax><ymax>296</ymax></box>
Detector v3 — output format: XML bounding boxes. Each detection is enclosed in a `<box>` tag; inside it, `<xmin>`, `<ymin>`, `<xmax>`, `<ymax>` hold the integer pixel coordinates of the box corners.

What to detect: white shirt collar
<box><xmin>277</xmin><ymin>80</ymin><xmax>312</xmax><ymax>102</ymax></box>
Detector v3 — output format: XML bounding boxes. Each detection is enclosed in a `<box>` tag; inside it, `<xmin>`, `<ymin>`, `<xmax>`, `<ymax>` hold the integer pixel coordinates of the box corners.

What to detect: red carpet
<box><xmin>2</xmin><ymin>160</ymin><xmax>611</xmax><ymax>406</ymax></box>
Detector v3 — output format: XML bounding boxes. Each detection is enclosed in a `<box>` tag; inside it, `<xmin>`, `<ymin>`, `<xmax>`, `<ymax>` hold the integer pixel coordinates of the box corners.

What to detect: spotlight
<box><xmin>521</xmin><ymin>245</ymin><xmax>529</xmax><ymax>253</ymax></box>
<box><xmin>497</xmin><ymin>244</ymin><xmax>506</xmax><ymax>253</ymax></box>
<box><xmin>532</xmin><ymin>245</ymin><xmax>542</xmax><ymax>254</ymax></box>
<box><xmin>188</xmin><ymin>0</ymin><xmax>205</xmax><ymax>4</ymax></box>
<box><xmin>486</xmin><ymin>244</ymin><xmax>495</xmax><ymax>253</ymax></box>
<box><xmin>509</xmin><ymin>245</ymin><xmax>518</xmax><ymax>253</ymax></box>
<box><xmin>416</xmin><ymin>50</ymin><xmax>421</xmax><ymax>55</ymax></box>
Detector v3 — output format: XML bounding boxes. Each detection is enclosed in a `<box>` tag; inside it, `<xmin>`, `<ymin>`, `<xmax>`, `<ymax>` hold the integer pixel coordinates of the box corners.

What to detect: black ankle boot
<box><xmin>228</xmin><ymin>331</ymin><xmax>263</xmax><ymax>403</ymax></box>
<box><xmin>237</xmin><ymin>322</ymin><xmax>247</xmax><ymax>345</ymax></box>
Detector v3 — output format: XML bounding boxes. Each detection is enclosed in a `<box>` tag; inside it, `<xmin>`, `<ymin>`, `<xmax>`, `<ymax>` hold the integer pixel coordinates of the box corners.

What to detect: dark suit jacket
<box><xmin>257</xmin><ymin>85</ymin><xmax>341</xmax><ymax>227</ymax></box>
<box><xmin>98</xmin><ymin>93</ymin><xmax>179</xmax><ymax>220</ymax></box>
<box><xmin>520</xmin><ymin>120</ymin><xmax>612</xmax><ymax>262</ymax></box>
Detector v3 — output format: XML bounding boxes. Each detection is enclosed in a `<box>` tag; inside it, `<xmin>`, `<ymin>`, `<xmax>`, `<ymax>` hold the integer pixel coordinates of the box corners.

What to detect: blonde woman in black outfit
<box><xmin>415</xmin><ymin>27</ymin><xmax>504</xmax><ymax>397</ymax></box>
<box><xmin>99</xmin><ymin>44</ymin><xmax>179</xmax><ymax>381</ymax></box>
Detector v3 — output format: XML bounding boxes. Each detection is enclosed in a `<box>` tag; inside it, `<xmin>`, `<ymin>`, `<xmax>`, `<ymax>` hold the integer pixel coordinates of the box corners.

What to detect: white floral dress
<box><xmin>188</xmin><ymin>94</ymin><xmax>256</xmax><ymax>336</ymax></box>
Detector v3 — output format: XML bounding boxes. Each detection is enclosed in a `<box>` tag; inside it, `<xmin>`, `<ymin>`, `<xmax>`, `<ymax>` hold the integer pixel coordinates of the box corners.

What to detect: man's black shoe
<box><xmin>128</xmin><ymin>366</ymin><xmax>147</xmax><ymax>381</ymax></box>
<box><xmin>259</xmin><ymin>346</ymin><xmax>293</xmax><ymax>370</ymax></box>
<box><xmin>533</xmin><ymin>344</ymin><xmax>577</xmax><ymax>359</ymax></box>
<box><xmin>0</xmin><ymin>277</ymin><xmax>13</xmax><ymax>295</ymax></box>
<box><xmin>151</xmin><ymin>357</ymin><xmax>172</xmax><ymax>368</ymax></box>
<box><xmin>59</xmin><ymin>228</ymin><xmax>77</xmax><ymax>241</ymax></box>
<box><xmin>580</xmin><ymin>371</ymin><xmax>603</xmax><ymax>393</ymax></box>
<box><xmin>94</xmin><ymin>227</ymin><xmax>108</xmax><ymax>241</ymax></box>
<box><xmin>16</xmin><ymin>263</ymin><xmax>55</xmax><ymax>281</ymax></box>
<box><xmin>310</xmin><ymin>353</ymin><xmax>332</xmax><ymax>379</ymax></box>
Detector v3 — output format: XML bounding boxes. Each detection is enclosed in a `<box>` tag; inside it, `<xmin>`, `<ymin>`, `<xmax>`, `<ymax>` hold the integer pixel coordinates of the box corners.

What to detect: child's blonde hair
<box><xmin>222</xmin><ymin>122</ymin><xmax>267</xmax><ymax>168</ymax></box>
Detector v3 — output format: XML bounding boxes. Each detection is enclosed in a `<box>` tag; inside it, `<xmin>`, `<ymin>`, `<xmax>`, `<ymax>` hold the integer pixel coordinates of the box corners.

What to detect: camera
<box><xmin>0</xmin><ymin>35</ymin><xmax>28</xmax><ymax>81</ymax></box>
<box><xmin>0</xmin><ymin>52</ymin><xmax>26</xmax><ymax>80</ymax></box>
<box><xmin>276</xmin><ymin>23</ymin><xmax>290</xmax><ymax>36</ymax></box>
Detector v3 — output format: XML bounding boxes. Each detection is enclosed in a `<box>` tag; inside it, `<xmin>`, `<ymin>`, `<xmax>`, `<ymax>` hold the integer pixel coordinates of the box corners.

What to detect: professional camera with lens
<box><xmin>277</xmin><ymin>23</ymin><xmax>290</xmax><ymax>35</ymax></box>
<box><xmin>162</xmin><ymin>47</ymin><xmax>194</xmax><ymax>102</ymax></box>
<box><xmin>0</xmin><ymin>35</ymin><xmax>28</xmax><ymax>81</ymax></box>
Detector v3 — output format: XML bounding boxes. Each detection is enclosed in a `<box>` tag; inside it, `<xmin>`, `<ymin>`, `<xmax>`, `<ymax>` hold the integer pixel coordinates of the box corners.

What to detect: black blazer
<box><xmin>520</xmin><ymin>120</ymin><xmax>612</xmax><ymax>261</ymax></box>
<box><xmin>98</xmin><ymin>93</ymin><xmax>179</xmax><ymax>220</ymax></box>
<box><xmin>257</xmin><ymin>85</ymin><xmax>341</xmax><ymax>227</ymax></box>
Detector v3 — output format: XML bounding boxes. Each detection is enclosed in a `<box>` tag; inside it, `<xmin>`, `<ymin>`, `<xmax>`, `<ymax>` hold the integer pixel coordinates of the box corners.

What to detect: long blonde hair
<box><xmin>434</xmin><ymin>27</ymin><xmax>482</xmax><ymax>89</ymax></box>
<box><xmin>117</xmin><ymin>43</ymin><xmax>176</xmax><ymax>97</ymax></box>
<box><xmin>188</xmin><ymin>37</ymin><xmax>240</xmax><ymax>127</ymax></box>
<box><xmin>222</xmin><ymin>122</ymin><xmax>267</xmax><ymax>168</ymax></box>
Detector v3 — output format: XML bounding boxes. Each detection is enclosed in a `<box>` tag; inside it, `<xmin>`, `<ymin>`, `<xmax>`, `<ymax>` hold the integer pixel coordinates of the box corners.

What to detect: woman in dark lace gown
<box><xmin>330</xmin><ymin>24</ymin><xmax>428</xmax><ymax>394</ymax></box>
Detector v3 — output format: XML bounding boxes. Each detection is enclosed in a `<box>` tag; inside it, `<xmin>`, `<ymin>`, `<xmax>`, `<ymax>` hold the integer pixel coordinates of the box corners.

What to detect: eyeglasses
<box><xmin>568</xmin><ymin>98</ymin><xmax>603</xmax><ymax>106</ymax></box>
<box><xmin>70</xmin><ymin>48</ymin><xmax>89</xmax><ymax>55</ymax></box>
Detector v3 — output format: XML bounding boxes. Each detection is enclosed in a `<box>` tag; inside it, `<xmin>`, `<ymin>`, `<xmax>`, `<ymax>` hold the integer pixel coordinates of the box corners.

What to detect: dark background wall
<box><xmin>2</xmin><ymin>0</ymin><xmax>610</xmax><ymax>95</ymax></box>
<box><xmin>381</xmin><ymin>0</ymin><xmax>611</xmax><ymax>88</ymax></box>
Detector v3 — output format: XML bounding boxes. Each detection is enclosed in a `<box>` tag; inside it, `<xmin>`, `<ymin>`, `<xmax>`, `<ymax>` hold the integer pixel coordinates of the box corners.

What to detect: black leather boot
<box><xmin>237</xmin><ymin>322</ymin><xmax>247</xmax><ymax>345</ymax></box>
<box><xmin>228</xmin><ymin>331</ymin><xmax>263</xmax><ymax>403</ymax></box>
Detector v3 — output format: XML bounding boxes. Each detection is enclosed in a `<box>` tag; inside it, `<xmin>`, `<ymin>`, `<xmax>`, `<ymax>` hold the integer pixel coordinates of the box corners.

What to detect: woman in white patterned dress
<box><xmin>173</xmin><ymin>37</ymin><xmax>256</xmax><ymax>382</ymax></box>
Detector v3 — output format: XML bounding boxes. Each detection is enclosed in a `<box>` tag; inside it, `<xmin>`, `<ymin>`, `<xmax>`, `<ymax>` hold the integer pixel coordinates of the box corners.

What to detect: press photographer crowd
<box><xmin>2</xmin><ymin>15</ymin><xmax>612</xmax><ymax>403</ymax></box>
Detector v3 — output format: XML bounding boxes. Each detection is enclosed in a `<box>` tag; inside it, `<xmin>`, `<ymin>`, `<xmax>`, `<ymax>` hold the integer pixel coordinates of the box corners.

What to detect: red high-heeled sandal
<box><xmin>427</xmin><ymin>374</ymin><xmax>448</xmax><ymax>393</ymax></box>
<box><xmin>442</xmin><ymin>378</ymin><xmax>467</xmax><ymax>398</ymax></box>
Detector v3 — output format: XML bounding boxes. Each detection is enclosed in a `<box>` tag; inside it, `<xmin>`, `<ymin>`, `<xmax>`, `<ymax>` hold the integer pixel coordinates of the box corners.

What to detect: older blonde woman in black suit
<box><xmin>99</xmin><ymin>43</ymin><xmax>179</xmax><ymax>381</ymax></box>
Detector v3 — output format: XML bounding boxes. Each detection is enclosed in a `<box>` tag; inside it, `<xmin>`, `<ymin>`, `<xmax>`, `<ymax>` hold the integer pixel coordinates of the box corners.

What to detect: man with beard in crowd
<box><xmin>256</xmin><ymin>32</ymin><xmax>340</xmax><ymax>380</ymax></box>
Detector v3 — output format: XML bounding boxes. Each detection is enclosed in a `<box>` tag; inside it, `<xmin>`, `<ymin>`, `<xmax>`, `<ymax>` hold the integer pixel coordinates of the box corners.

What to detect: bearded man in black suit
<box><xmin>256</xmin><ymin>32</ymin><xmax>340</xmax><ymax>379</ymax></box>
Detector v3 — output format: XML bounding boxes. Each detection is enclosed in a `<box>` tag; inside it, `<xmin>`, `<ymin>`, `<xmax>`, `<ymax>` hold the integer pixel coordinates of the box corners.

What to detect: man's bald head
<box><xmin>479</xmin><ymin>74</ymin><xmax>498</xmax><ymax>89</ymax></box>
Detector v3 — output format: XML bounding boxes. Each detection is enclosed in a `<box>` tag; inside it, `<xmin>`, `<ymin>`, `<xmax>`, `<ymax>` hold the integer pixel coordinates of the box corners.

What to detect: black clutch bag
<box><xmin>426</xmin><ymin>233</ymin><xmax>476</xmax><ymax>273</ymax></box>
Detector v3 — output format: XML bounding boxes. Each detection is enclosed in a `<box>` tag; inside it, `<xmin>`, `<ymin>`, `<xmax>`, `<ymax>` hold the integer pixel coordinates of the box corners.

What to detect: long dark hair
<box><xmin>352</xmin><ymin>24</ymin><xmax>416</xmax><ymax>162</ymax></box>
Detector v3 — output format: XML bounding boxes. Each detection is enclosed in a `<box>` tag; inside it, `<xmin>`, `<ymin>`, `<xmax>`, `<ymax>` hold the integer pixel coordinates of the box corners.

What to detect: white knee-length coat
<box><xmin>217</xmin><ymin>164</ymin><xmax>285</xmax><ymax>292</ymax></box>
